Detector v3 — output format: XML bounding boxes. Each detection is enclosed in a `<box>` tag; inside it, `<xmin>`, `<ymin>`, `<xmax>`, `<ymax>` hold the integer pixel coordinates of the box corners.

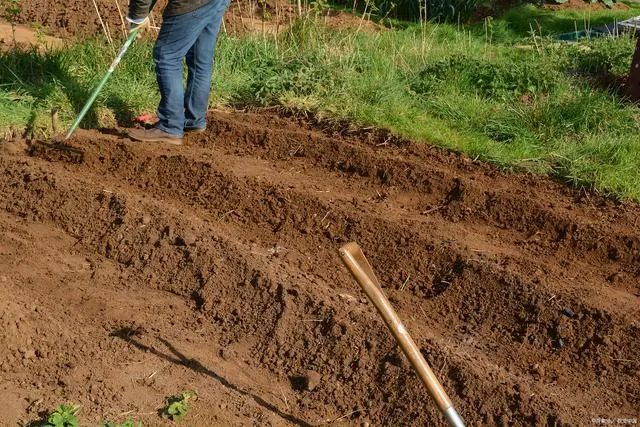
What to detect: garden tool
<box><xmin>64</xmin><ymin>2</ymin><xmax>157</xmax><ymax>140</ymax></box>
<box><xmin>339</xmin><ymin>242</ymin><xmax>465</xmax><ymax>427</ymax></box>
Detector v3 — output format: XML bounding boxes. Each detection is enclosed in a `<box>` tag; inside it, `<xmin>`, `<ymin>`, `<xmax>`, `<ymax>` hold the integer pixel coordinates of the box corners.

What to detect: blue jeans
<box><xmin>153</xmin><ymin>0</ymin><xmax>229</xmax><ymax>136</ymax></box>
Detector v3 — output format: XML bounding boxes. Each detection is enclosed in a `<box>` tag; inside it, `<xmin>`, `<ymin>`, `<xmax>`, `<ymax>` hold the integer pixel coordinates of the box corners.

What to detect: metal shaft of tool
<box><xmin>339</xmin><ymin>242</ymin><xmax>465</xmax><ymax>427</ymax></box>
<box><xmin>64</xmin><ymin>28</ymin><xmax>140</xmax><ymax>140</ymax></box>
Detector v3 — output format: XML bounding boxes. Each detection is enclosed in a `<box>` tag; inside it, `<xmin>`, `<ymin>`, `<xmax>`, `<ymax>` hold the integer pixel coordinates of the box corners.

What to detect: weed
<box><xmin>103</xmin><ymin>417</ymin><xmax>143</xmax><ymax>427</ymax></box>
<box><xmin>309</xmin><ymin>0</ymin><xmax>329</xmax><ymax>16</ymax></box>
<box><xmin>44</xmin><ymin>404</ymin><xmax>80</xmax><ymax>427</ymax></box>
<box><xmin>573</xmin><ymin>35</ymin><xmax>636</xmax><ymax>77</ymax></box>
<box><xmin>423</xmin><ymin>0</ymin><xmax>484</xmax><ymax>22</ymax></box>
<box><xmin>249</xmin><ymin>56</ymin><xmax>333</xmax><ymax>104</ymax></box>
<box><xmin>162</xmin><ymin>390</ymin><xmax>198</xmax><ymax>421</ymax></box>
<box><xmin>30</xmin><ymin>22</ymin><xmax>48</xmax><ymax>46</ymax></box>
<box><xmin>1</xmin><ymin>0</ymin><xmax>21</xmax><ymax>45</ymax></box>
<box><xmin>412</xmin><ymin>54</ymin><xmax>560</xmax><ymax>98</ymax></box>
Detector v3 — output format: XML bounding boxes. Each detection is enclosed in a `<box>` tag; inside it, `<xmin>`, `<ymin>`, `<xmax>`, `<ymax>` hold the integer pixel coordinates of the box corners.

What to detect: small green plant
<box><xmin>45</xmin><ymin>404</ymin><xmax>80</xmax><ymax>427</ymax></box>
<box><xmin>30</xmin><ymin>22</ymin><xmax>48</xmax><ymax>46</ymax></box>
<box><xmin>310</xmin><ymin>0</ymin><xmax>329</xmax><ymax>16</ymax></box>
<box><xmin>162</xmin><ymin>390</ymin><xmax>198</xmax><ymax>421</ymax></box>
<box><xmin>248</xmin><ymin>55</ymin><xmax>332</xmax><ymax>104</ymax></box>
<box><xmin>574</xmin><ymin>35</ymin><xmax>636</xmax><ymax>77</ymax></box>
<box><xmin>103</xmin><ymin>417</ymin><xmax>143</xmax><ymax>427</ymax></box>
<box><xmin>1</xmin><ymin>0</ymin><xmax>21</xmax><ymax>45</ymax></box>
<box><xmin>412</xmin><ymin>54</ymin><xmax>560</xmax><ymax>99</ymax></box>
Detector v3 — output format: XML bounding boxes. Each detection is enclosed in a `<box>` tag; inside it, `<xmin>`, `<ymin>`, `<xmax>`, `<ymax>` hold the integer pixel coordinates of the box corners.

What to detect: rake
<box><xmin>64</xmin><ymin>2</ymin><xmax>157</xmax><ymax>141</ymax></box>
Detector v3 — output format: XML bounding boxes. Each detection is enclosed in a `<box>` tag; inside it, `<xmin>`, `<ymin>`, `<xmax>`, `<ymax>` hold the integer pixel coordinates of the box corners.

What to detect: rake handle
<box><xmin>64</xmin><ymin>28</ymin><xmax>141</xmax><ymax>140</ymax></box>
<box><xmin>339</xmin><ymin>242</ymin><xmax>464</xmax><ymax>427</ymax></box>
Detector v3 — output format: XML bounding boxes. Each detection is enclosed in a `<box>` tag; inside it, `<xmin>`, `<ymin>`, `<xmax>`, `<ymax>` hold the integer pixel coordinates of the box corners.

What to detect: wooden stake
<box><xmin>51</xmin><ymin>107</ymin><xmax>60</xmax><ymax>135</ymax></box>
<box><xmin>234</xmin><ymin>0</ymin><xmax>243</xmax><ymax>36</ymax></box>
<box><xmin>105</xmin><ymin>20</ymin><xmax>115</xmax><ymax>46</ymax></box>
<box><xmin>91</xmin><ymin>0</ymin><xmax>113</xmax><ymax>45</ymax></box>
<box><xmin>149</xmin><ymin>11</ymin><xmax>158</xmax><ymax>34</ymax></box>
<box><xmin>275</xmin><ymin>0</ymin><xmax>280</xmax><ymax>50</ymax></box>
<box><xmin>114</xmin><ymin>0</ymin><xmax>127</xmax><ymax>37</ymax></box>
<box><xmin>249</xmin><ymin>0</ymin><xmax>254</xmax><ymax>32</ymax></box>
<box><xmin>627</xmin><ymin>37</ymin><xmax>640</xmax><ymax>101</ymax></box>
<box><xmin>357</xmin><ymin>2</ymin><xmax>368</xmax><ymax>33</ymax></box>
<box><xmin>261</xmin><ymin>0</ymin><xmax>265</xmax><ymax>39</ymax></box>
<box><xmin>236</xmin><ymin>0</ymin><xmax>243</xmax><ymax>17</ymax></box>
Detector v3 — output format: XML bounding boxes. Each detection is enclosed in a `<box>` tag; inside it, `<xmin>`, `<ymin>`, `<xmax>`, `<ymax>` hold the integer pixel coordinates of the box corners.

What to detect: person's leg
<box><xmin>153</xmin><ymin>11</ymin><xmax>211</xmax><ymax>137</ymax></box>
<box><xmin>183</xmin><ymin>0</ymin><xmax>230</xmax><ymax>131</ymax></box>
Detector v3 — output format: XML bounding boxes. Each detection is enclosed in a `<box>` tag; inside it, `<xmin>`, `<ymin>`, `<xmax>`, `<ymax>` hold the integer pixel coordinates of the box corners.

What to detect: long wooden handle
<box><xmin>339</xmin><ymin>242</ymin><xmax>465</xmax><ymax>427</ymax></box>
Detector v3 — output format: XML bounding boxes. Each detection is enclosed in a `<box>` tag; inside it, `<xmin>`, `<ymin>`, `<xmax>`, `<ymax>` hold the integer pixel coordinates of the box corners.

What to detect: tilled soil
<box><xmin>12</xmin><ymin>0</ymin><xmax>302</xmax><ymax>39</ymax></box>
<box><xmin>0</xmin><ymin>22</ymin><xmax>62</xmax><ymax>50</ymax></box>
<box><xmin>0</xmin><ymin>109</ymin><xmax>639</xmax><ymax>426</ymax></box>
<box><xmin>12</xmin><ymin>0</ymin><xmax>163</xmax><ymax>38</ymax></box>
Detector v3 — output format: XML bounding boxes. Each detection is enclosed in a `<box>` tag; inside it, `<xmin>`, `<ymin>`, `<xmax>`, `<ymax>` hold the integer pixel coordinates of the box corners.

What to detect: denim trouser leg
<box><xmin>184</xmin><ymin>9</ymin><xmax>226</xmax><ymax>130</ymax></box>
<box><xmin>153</xmin><ymin>0</ymin><xmax>229</xmax><ymax>136</ymax></box>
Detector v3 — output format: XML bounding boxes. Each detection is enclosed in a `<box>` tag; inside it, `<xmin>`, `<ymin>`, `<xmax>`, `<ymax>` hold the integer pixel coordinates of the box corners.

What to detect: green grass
<box><xmin>2</xmin><ymin>7</ymin><xmax>640</xmax><ymax>200</ymax></box>
<box><xmin>0</xmin><ymin>40</ymin><xmax>158</xmax><ymax>132</ymax></box>
<box><xmin>0</xmin><ymin>89</ymin><xmax>32</xmax><ymax>126</ymax></box>
<box><xmin>495</xmin><ymin>3</ymin><xmax>640</xmax><ymax>39</ymax></box>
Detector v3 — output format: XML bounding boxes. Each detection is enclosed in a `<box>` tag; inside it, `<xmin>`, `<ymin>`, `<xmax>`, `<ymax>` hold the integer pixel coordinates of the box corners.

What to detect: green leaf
<box><xmin>48</xmin><ymin>413</ymin><xmax>64</xmax><ymax>425</ymax></box>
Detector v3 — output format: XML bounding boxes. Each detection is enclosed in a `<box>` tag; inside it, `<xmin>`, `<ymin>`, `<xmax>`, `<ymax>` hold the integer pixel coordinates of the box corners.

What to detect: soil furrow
<box><xmin>1</xmin><ymin>109</ymin><xmax>639</xmax><ymax>426</ymax></box>
<box><xmin>1</xmin><ymin>157</ymin><xmax>632</xmax><ymax>426</ymax></box>
<box><xmin>194</xmin><ymin>112</ymin><xmax>640</xmax><ymax>291</ymax></box>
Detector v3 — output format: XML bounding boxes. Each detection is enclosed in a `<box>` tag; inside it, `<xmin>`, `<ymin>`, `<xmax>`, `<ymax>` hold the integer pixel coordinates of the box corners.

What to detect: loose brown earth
<box><xmin>6</xmin><ymin>0</ymin><xmax>632</xmax><ymax>42</ymax></box>
<box><xmin>11</xmin><ymin>0</ymin><xmax>291</xmax><ymax>38</ymax></box>
<box><xmin>0</xmin><ymin>109</ymin><xmax>639</xmax><ymax>426</ymax></box>
<box><xmin>0</xmin><ymin>22</ymin><xmax>62</xmax><ymax>50</ymax></box>
<box><xmin>544</xmin><ymin>0</ymin><xmax>629</xmax><ymax>11</ymax></box>
<box><xmin>9</xmin><ymin>0</ymin><xmax>378</xmax><ymax>40</ymax></box>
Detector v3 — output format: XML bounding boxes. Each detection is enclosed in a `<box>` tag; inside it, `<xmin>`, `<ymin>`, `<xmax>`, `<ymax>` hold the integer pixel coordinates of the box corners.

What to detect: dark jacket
<box><xmin>128</xmin><ymin>0</ymin><xmax>213</xmax><ymax>20</ymax></box>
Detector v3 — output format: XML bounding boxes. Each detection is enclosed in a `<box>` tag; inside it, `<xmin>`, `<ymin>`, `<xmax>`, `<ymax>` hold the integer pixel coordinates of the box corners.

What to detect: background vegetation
<box><xmin>1</xmin><ymin>1</ymin><xmax>640</xmax><ymax>200</ymax></box>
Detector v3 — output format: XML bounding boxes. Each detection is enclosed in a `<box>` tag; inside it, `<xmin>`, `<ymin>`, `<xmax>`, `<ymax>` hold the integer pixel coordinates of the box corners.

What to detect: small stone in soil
<box><xmin>305</xmin><ymin>370</ymin><xmax>322</xmax><ymax>391</ymax></box>
<box><xmin>561</xmin><ymin>308</ymin><xmax>575</xmax><ymax>318</ymax></box>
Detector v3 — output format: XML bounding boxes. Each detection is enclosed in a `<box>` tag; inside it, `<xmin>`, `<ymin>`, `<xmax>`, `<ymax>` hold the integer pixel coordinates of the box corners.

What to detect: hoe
<box><xmin>340</xmin><ymin>242</ymin><xmax>465</xmax><ymax>427</ymax></box>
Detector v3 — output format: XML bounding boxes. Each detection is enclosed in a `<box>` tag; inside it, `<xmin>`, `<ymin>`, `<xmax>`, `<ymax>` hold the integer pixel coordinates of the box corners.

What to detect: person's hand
<box><xmin>127</xmin><ymin>16</ymin><xmax>150</xmax><ymax>35</ymax></box>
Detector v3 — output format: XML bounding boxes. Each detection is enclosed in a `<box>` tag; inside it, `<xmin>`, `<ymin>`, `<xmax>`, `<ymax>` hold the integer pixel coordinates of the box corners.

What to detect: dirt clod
<box><xmin>19</xmin><ymin>348</ymin><xmax>36</xmax><ymax>360</ymax></box>
<box><xmin>304</xmin><ymin>370</ymin><xmax>322</xmax><ymax>392</ymax></box>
